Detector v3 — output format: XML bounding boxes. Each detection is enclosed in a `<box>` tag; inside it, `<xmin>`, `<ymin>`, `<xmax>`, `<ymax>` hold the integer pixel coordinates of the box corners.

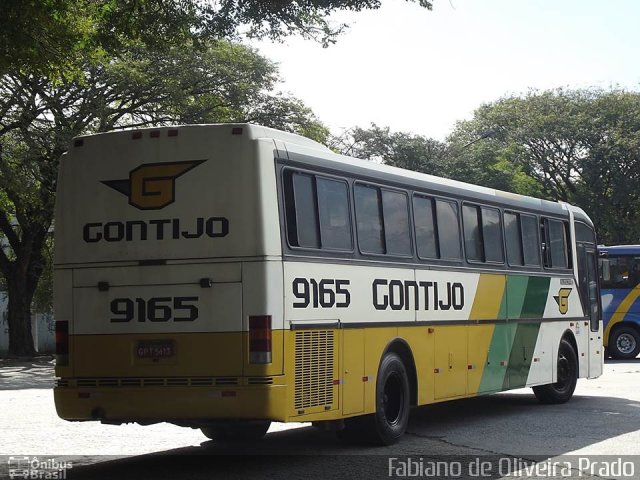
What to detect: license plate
<box><xmin>136</xmin><ymin>340</ymin><xmax>175</xmax><ymax>358</ymax></box>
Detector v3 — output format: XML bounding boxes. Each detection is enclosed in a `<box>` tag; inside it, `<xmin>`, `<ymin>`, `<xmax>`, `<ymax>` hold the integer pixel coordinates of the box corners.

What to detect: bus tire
<box><xmin>367</xmin><ymin>352</ymin><xmax>411</xmax><ymax>445</ymax></box>
<box><xmin>608</xmin><ymin>325</ymin><xmax>640</xmax><ymax>359</ymax></box>
<box><xmin>201</xmin><ymin>420</ymin><xmax>270</xmax><ymax>442</ymax></box>
<box><xmin>532</xmin><ymin>339</ymin><xmax>578</xmax><ymax>404</ymax></box>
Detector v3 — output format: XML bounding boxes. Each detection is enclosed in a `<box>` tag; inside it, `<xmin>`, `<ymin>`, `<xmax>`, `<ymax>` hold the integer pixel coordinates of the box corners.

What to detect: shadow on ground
<box><xmin>0</xmin><ymin>357</ymin><xmax>54</xmax><ymax>390</ymax></box>
<box><xmin>61</xmin><ymin>391</ymin><xmax>640</xmax><ymax>479</ymax></box>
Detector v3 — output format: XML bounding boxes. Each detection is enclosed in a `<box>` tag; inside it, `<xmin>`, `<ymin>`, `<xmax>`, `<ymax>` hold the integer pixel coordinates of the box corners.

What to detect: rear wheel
<box><xmin>201</xmin><ymin>420</ymin><xmax>270</xmax><ymax>442</ymax></box>
<box><xmin>533</xmin><ymin>339</ymin><xmax>578</xmax><ymax>404</ymax></box>
<box><xmin>368</xmin><ymin>353</ymin><xmax>411</xmax><ymax>445</ymax></box>
<box><xmin>608</xmin><ymin>325</ymin><xmax>640</xmax><ymax>359</ymax></box>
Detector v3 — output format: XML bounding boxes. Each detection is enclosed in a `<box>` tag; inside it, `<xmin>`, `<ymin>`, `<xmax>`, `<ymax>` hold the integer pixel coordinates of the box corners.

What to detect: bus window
<box><xmin>505</xmin><ymin>212</ymin><xmax>540</xmax><ymax>267</ymax></box>
<box><xmin>292</xmin><ymin>172</ymin><xmax>320</xmax><ymax>248</ymax></box>
<box><xmin>413</xmin><ymin>195</ymin><xmax>438</xmax><ymax>259</ymax></box>
<box><xmin>317</xmin><ymin>177</ymin><xmax>352</xmax><ymax>250</ymax></box>
<box><xmin>504</xmin><ymin>212</ymin><xmax>524</xmax><ymax>266</ymax></box>
<box><xmin>381</xmin><ymin>190</ymin><xmax>411</xmax><ymax>256</ymax></box>
<box><xmin>482</xmin><ymin>207</ymin><xmax>503</xmax><ymax>263</ymax></box>
<box><xmin>463</xmin><ymin>204</ymin><xmax>504</xmax><ymax>264</ymax></box>
<box><xmin>543</xmin><ymin>218</ymin><xmax>569</xmax><ymax>269</ymax></box>
<box><xmin>463</xmin><ymin>205</ymin><xmax>482</xmax><ymax>262</ymax></box>
<box><xmin>285</xmin><ymin>171</ymin><xmax>352</xmax><ymax>251</ymax></box>
<box><xmin>521</xmin><ymin>215</ymin><xmax>540</xmax><ymax>266</ymax></box>
<box><xmin>435</xmin><ymin>199</ymin><xmax>461</xmax><ymax>260</ymax></box>
<box><xmin>355</xmin><ymin>184</ymin><xmax>385</xmax><ymax>254</ymax></box>
<box><xmin>601</xmin><ymin>255</ymin><xmax>640</xmax><ymax>289</ymax></box>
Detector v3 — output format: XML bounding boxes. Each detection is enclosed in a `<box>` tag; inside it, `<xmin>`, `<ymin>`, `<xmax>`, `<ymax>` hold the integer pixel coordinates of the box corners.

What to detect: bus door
<box><xmin>578</xmin><ymin>245</ymin><xmax>603</xmax><ymax>378</ymax></box>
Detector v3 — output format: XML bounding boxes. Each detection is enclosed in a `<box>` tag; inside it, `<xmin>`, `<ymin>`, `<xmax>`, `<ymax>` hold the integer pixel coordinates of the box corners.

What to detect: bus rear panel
<box><xmin>54</xmin><ymin>124</ymin><xmax>292</xmax><ymax>424</ymax></box>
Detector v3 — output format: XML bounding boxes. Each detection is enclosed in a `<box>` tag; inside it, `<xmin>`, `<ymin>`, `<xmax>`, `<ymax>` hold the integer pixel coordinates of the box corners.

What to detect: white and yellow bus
<box><xmin>54</xmin><ymin>124</ymin><xmax>603</xmax><ymax>445</ymax></box>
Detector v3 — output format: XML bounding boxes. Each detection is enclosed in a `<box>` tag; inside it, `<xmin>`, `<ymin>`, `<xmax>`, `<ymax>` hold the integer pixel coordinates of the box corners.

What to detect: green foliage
<box><xmin>32</xmin><ymin>238</ymin><xmax>53</xmax><ymax>314</ymax></box>
<box><xmin>330</xmin><ymin>124</ymin><xmax>447</xmax><ymax>173</ymax></box>
<box><xmin>449</xmin><ymin>88</ymin><xmax>640</xmax><ymax>244</ymax></box>
<box><xmin>0</xmin><ymin>39</ymin><xmax>327</xmax><ymax>350</ymax></box>
<box><xmin>334</xmin><ymin>89</ymin><xmax>640</xmax><ymax>245</ymax></box>
<box><xmin>1</xmin><ymin>0</ymin><xmax>433</xmax><ymax>80</ymax></box>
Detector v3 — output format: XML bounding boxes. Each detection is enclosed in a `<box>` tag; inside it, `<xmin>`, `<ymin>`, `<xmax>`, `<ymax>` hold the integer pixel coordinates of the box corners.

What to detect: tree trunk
<box><xmin>6</xmin><ymin>267</ymin><xmax>37</xmax><ymax>357</ymax></box>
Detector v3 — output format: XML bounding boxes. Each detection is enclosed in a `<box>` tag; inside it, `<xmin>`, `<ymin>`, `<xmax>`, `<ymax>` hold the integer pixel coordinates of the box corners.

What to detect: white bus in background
<box><xmin>54</xmin><ymin>124</ymin><xmax>603</xmax><ymax>445</ymax></box>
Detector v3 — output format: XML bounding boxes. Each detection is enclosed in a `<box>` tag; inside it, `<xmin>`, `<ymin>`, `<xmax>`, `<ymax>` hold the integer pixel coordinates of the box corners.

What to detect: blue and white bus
<box><xmin>599</xmin><ymin>245</ymin><xmax>640</xmax><ymax>359</ymax></box>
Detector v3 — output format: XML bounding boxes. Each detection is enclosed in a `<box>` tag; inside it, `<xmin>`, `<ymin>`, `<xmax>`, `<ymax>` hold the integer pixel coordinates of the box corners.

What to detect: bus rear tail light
<box><xmin>55</xmin><ymin>321</ymin><xmax>69</xmax><ymax>366</ymax></box>
<box><xmin>249</xmin><ymin>315</ymin><xmax>272</xmax><ymax>364</ymax></box>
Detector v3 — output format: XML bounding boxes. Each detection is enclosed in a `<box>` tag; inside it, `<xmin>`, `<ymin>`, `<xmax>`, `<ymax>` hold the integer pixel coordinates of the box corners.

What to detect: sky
<box><xmin>252</xmin><ymin>0</ymin><xmax>640</xmax><ymax>140</ymax></box>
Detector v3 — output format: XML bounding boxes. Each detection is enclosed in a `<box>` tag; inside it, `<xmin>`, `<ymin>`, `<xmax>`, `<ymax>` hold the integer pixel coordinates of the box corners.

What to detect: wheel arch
<box><xmin>609</xmin><ymin>321</ymin><xmax>640</xmax><ymax>337</ymax></box>
<box><xmin>605</xmin><ymin>320</ymin><xmax>640</xmax><ymax>346</ymax></box>
<box><xmin>381</xmin><ymin>338</ymin><xmax>418</xmax><ymax>407</ymax></box>
<box><xmin>561</xmin><ymin>329</ymin><xmax>579</xmax><ymax>377</ymax></box>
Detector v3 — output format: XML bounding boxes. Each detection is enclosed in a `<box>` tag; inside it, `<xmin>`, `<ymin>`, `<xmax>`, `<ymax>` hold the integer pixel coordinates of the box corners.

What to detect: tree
<box><xmin>449</xmin><ymin>88</ymin><xmax>640</xmax><ymax>244</ymax></box>
<box><xmin>331</xmin><ymin>124</ymin><xmax>447</xmax><ymax>173</ymax></box>
<box><xmin>0</xmin><ymin>40</ymin><xmax>327</xmax><ymax>356</ymax></box>
<box><xmin>1</xmin><ymin>0</ymin><xmax>433</xmax><ymax>79</ymax></box>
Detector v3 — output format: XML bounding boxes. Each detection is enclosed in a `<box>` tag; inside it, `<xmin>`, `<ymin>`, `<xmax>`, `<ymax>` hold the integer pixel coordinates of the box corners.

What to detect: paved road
<box><xmin>1</xmin><ymin>358</ymin><xmax>639</xmax><ymax>479</ymax></box>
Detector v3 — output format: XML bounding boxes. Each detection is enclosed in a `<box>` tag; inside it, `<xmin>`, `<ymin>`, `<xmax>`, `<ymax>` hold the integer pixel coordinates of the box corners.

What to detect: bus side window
<box><xmin>354</xmin><ymin>184</ymin><xmax>385</xmax><ymax>254</ymax></box>
<box><xmin>413</xmin><ymin>195</ymin><xmax>438</xmax><ymax>259</ymax></box>
<box><xmin>435</xmin><ymin>199</ymin><xmax>462</xmax><ymax>260</ymax></box>
<box><xmin>381</xmin><ymin>189</ymin><xmax>412</xmax><ymax>256</ymax></box>
<box><xmin>521</xmin><ymin>215</ymin><xmax>540</xmax><ymax>266</ymax></box>
<box><xmin>504</xmin><ymin>212</ymin><xmax>524</xmax><ymax>266</ymax></box>
<box><xmin>284</xmin><ymin>170</ymin><xmax>353</xmax><ymax>251</ymax></box>
<box><xmin>463</xmin><ymin>204</ymin><xmax>482</xmax><ymax>262</ymax></box>
<box><xmin>290</xmin><ymin>172</ymin><xmax>320</xmax><ymax>248</ymax></box>
<box><xmin>481</xmin><ymin>206</ymin><xmax>503</xmax><ymax>263</ymax></box>
<box><xmin>317</xmin><ymin>177</ymin><xmax>352</xmax><ymax>250</ymax></box>
<box><xmin>542</xmin><ymin>218</ymin><xmax>569</xmax><ymax>269</ymax></box>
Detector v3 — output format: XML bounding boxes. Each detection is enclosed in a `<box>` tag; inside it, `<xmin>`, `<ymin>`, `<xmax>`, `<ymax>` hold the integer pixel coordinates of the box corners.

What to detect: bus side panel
<box><xmin>542</xmin><ymin>277</ymin><xmax>590</xmax><ymax>378</ymax></box>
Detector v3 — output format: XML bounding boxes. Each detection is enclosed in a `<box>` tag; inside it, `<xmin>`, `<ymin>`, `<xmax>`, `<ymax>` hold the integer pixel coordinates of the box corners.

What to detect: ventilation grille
<box><xmin>294</xmin><ymin>330</ymin><xmax>334</xmax><ymax>410</ymax></box>
<box><xmin>248</xmin><ymin>377</ymin><xmax>274</xmax><ymax>385</ymax></box>
<box><xmin>58</xmin><ymin>377</ymin><xmax>239</xmax><ymax>388</ymax></box>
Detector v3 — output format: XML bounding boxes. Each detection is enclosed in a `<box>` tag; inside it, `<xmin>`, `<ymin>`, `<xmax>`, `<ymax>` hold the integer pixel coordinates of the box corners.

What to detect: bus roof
<box><xmin>598</xmin><ymin>245</ymin><xmax>640</xmax><ymax>255</ymax></box>
<box><xmin>70</xmin><ymin>123</ymin><xmax>590</xmax><ymax>224</ymax></box>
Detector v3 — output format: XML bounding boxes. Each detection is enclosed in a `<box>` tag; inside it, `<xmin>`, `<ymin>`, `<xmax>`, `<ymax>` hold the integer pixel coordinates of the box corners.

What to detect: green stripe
<box><xmin>503</xmin><ymin>322</ymin><xmax>541</xmax><ymax>389</ymax></box>
<box><xmin>506</xmin><ymin>275</ymin><xmax>529</xmax><ymax>318</ymax></box>
<box><xmin>521</xmin><ymin>276</ymin><xmax>551</xmax><ymax>318</ymax></box>
<box><xmin>478</xmin><ymin>323</ymin><xmax>517</xmax><ymax>393</ymax></box>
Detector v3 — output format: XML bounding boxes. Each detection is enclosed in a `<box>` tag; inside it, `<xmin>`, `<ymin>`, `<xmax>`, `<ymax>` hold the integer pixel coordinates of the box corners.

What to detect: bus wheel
<box><xmin>369</xmin><ymin>353</ymin><xmax>410</xmax><ymax>445</ymax></box>
<box><xmin>201</xmin><ymin>420</ymin><xmax>270</xmax><ymax>442</ymax></box>
<box><xmin>609</xmin><ymin>326</ymin><xmax>640</xmax><ymax>359</ymax></box>
<box><xmin>533</xmin><ymin>339</ymin><xmax>578</xmax><ymax>404</ymax></box>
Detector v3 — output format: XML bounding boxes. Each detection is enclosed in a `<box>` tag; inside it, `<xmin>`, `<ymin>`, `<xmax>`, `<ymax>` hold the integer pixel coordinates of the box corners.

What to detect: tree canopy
<box><xmin>336</xmin><ymin>88</ymin><xmax>640</xmax><ymax>245</ymax></box>
<box><xmin>449</xmin><ymin>88</ymin><xmax>640</xmax><ymax>244</ymax></box>
<box><xmin>1</xmin><ymin>0</ymin><xmax>433</xmax><ymax>79</ymax></box>
<box><xmin>0</xmin><ymin>39</ymin><xmax>327</xmax><ymax>355</ymax></box>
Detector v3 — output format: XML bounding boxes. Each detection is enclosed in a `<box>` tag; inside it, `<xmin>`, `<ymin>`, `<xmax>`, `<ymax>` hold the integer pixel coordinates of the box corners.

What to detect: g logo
<box><xmin>553</xmin><ymin>288</ymin><xmax>572</xmax><ymax>315</ymax></box>
<box><xmin>102</xmin><ymin>160</ymin><xmax>205</xmax><ymax>210</ymax></box>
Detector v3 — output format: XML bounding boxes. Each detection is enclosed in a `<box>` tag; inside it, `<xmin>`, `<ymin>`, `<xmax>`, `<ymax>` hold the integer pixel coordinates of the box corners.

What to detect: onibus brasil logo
<box><xmin>102</xmin><ymin>160</ymin><xmax>206</xmax><ymax>210</ymax></box>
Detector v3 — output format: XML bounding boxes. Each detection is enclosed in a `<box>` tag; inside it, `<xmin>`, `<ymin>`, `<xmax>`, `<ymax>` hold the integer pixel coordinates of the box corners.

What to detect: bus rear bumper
<box><xmin>53</xmin><ymin>384</ymin><xmax>288</xmax><ymax>424</ymax></box>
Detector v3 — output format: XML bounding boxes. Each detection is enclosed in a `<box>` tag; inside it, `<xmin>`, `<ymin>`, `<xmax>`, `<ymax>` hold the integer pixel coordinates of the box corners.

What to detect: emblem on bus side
<box><xmin>102</xmin><ymin>160</ymin><xmax>206</xmax><ymax>210</ymax></box>
<box><xmin>553</xmin><ymin>287</ymin><xmax>572</xmax><ymax>315</ymax></box>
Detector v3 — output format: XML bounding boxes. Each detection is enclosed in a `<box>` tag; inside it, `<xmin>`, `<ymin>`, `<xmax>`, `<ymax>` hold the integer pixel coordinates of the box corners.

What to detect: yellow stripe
<box><xmin>470</xmin><ymin>274</ymin><xmax>506</xmax><ymax>320</ymax></box>
<box><xmin>467</xmin><ymin>274</ymin><xmax>505</xmax><ymax>394</ymax></box>
<box><xmin>605</xmin><ymin>284</ymin><xmax>640</xmax><ymax>344</ymax></box>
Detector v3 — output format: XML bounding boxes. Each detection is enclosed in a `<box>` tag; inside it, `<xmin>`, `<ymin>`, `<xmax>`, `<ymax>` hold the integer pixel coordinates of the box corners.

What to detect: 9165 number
<box><xmin>110</xmin><ymin>296</ymin><xmax>198</xmax><ymax>322</ymax></box>
<box><xmin>292</xmin><ymin>278</ymin><xmax>350</xmax><ymax>308</ymax></box>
